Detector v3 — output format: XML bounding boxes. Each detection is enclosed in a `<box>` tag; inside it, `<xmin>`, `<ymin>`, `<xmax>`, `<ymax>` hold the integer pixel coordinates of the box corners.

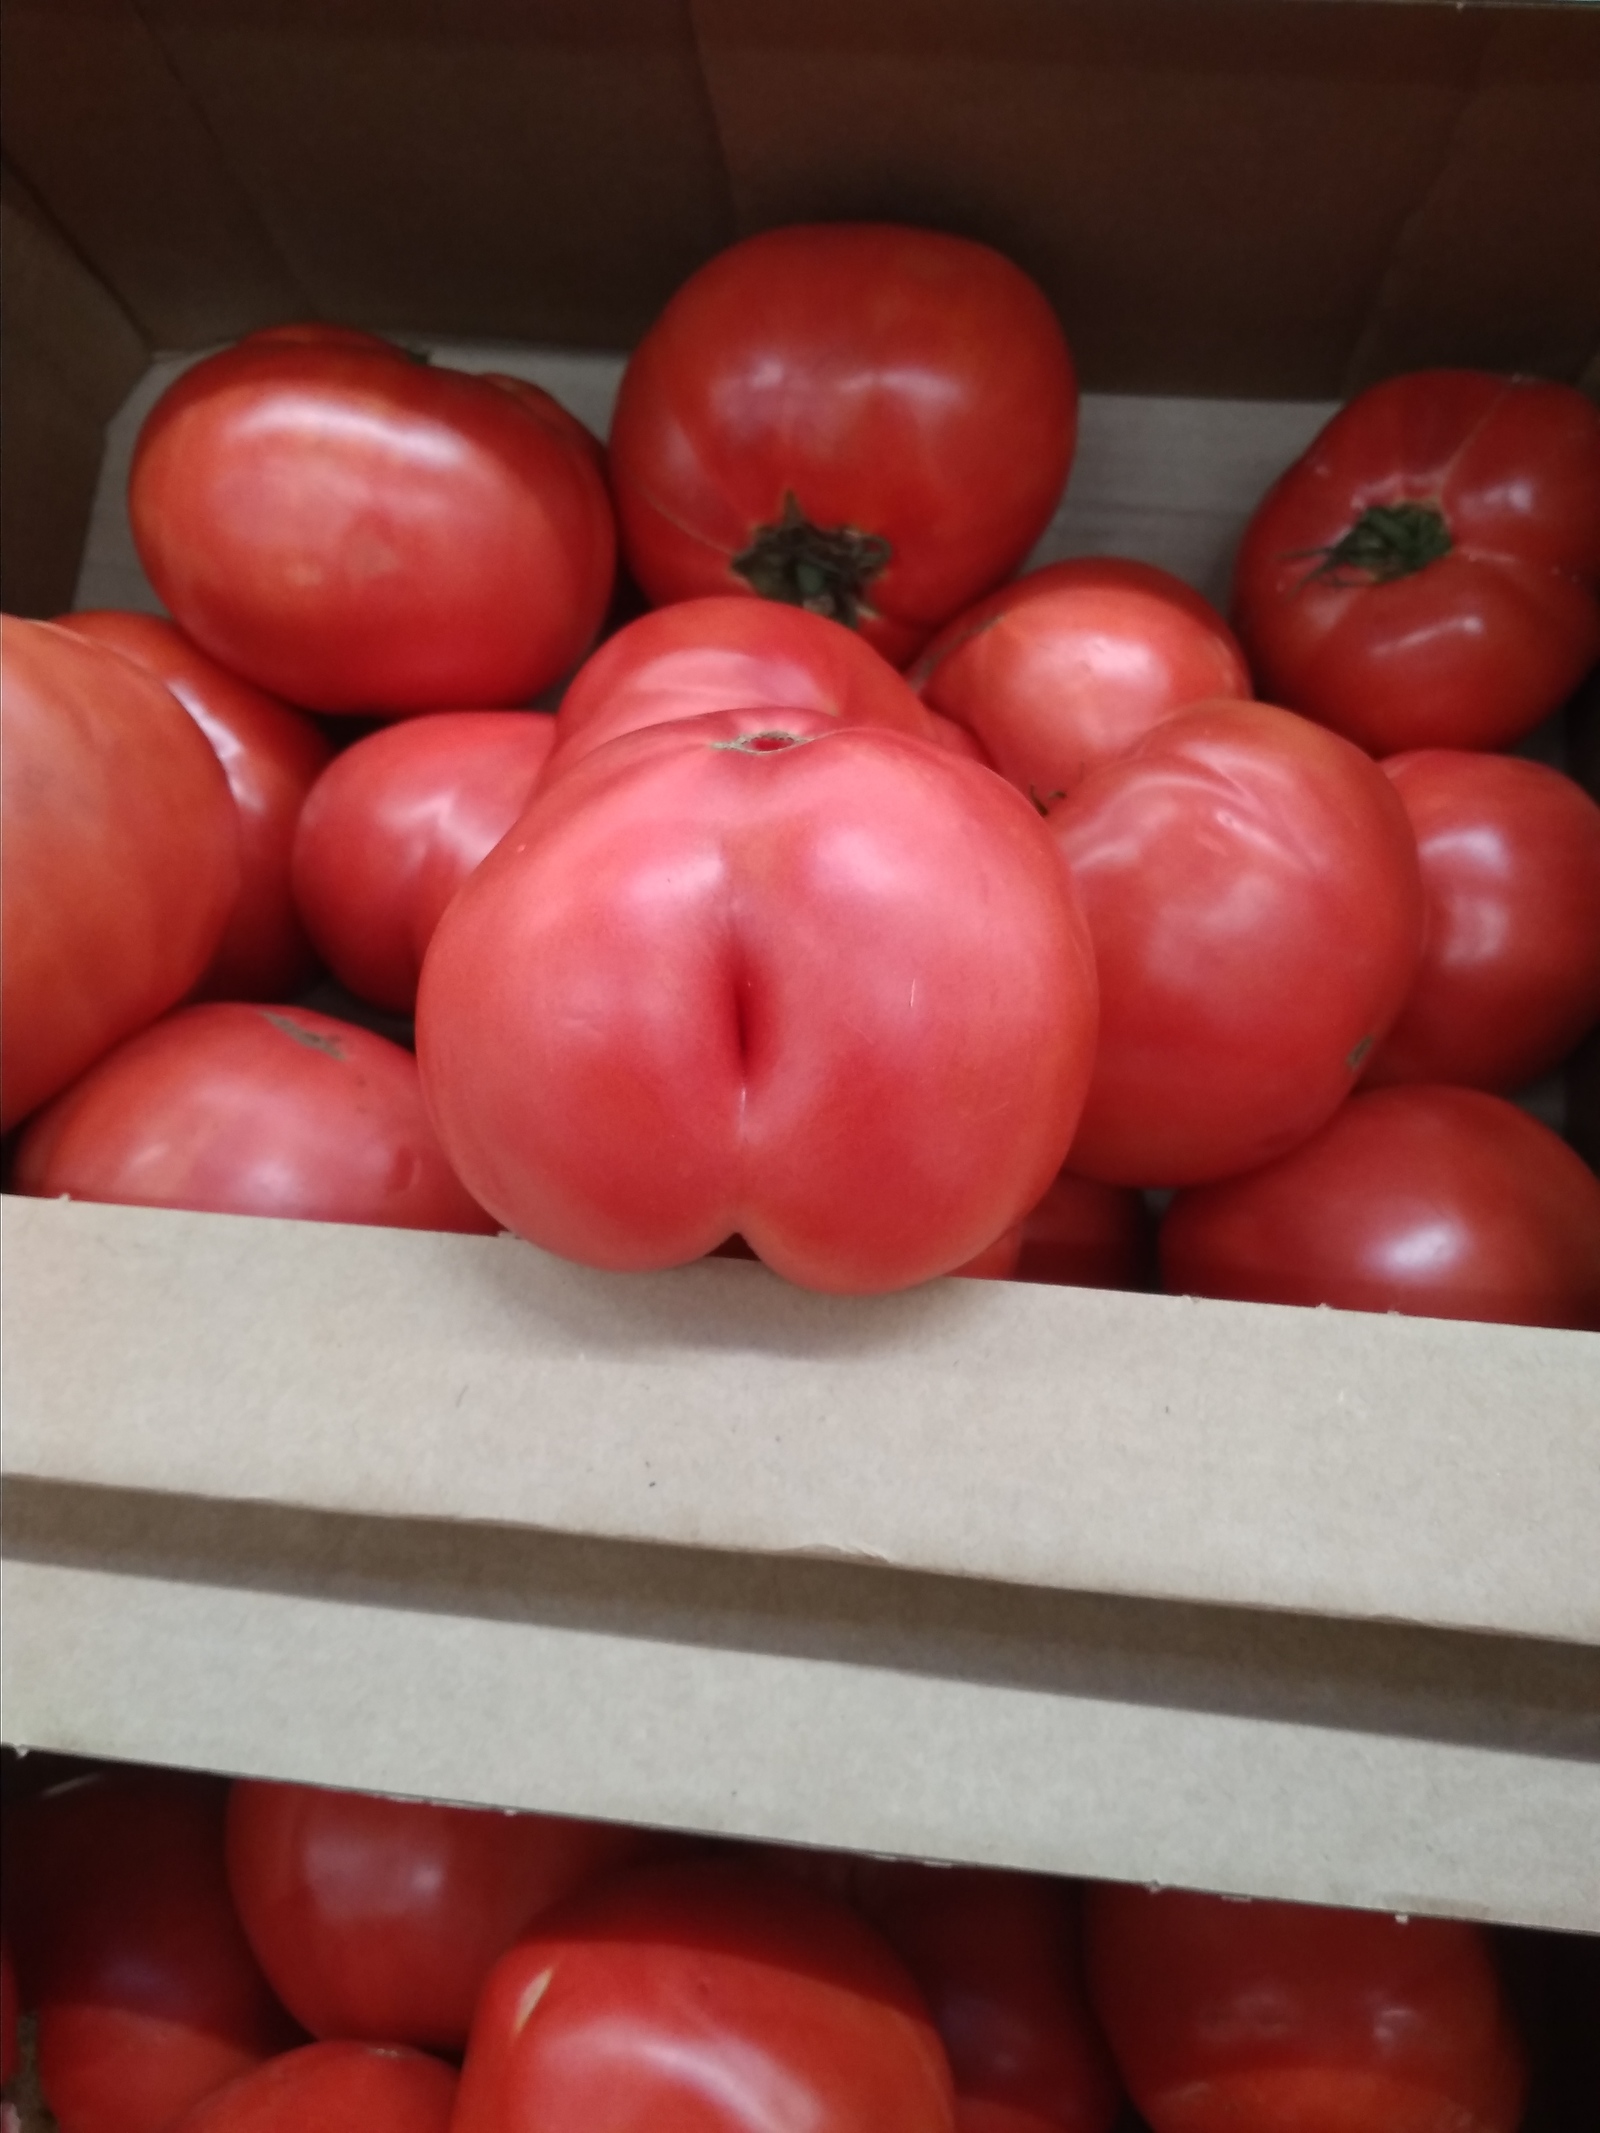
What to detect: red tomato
<box><xmin>1232</xmin><ymin>370</ymin><xmax>1600</xmax><ymax>754</ymax></box>
<box><xmin>12</xmin><ymin>1002</ymin><xmax>496</xmax><ymax>1235</ymax></box>
<box><xmin>168</xmin><ymin>2042</ymin><xmax>456</xmax><ymax>2133</ymax></box>
<box><xmin>453</xmin><ymin>1858</ymin><xmax>956</xmax><ymax>2132</ymax></box>
<box><xmin>2</xmin><ymin>1772</ymin><xmax>298</xmax><ymax>2133</ymax></box>
<box><xmin>1160</xmin><ymin>1084</ymin><xmax>1600</xmax><ymax>1330</ymax></box>
<box><xmin>0</xmin><ymin>617</ymin><xmax>239</xmax><ymax>1130</ymax></box>
<box><xmin>1086</xmin><ymin>1884</ymin><xmax>1527</xmax><ymax>2133</ymax></box>
<box><xmin>479</xmin><ymin>372</ymin><xmax>608</xmax><ymax>477</ymax></box>
<box><xmin>1049</xmin><ymin>699</ymin><xmax>1424</xmax><ymax>1186</ymax></box>
<box><xmin>910</xmin><ymin>559</ymin><xmax>1250</xmax><ymax>806</ymax></box>
<box><xmin>58</xmin><ymin>610</ymin><xmax>331</xmax><ymax>1000</ymax></box>
<box><xmin>129</xmin><ymin>328</ymin><xmax>615</xmax><ymax>713</ymax></box>
<box><xmin>292</xmin><ymin>712</ymin><xmax>557</xmax><ymax>1011</ymax></box>
<box><xmin>609</xmin><ymin>225</ymin><xmax>1077</xmax><ymax>666</ymax></box>
<box><xmin>225</xmin><ymin>1780</ymin><xmax>660</xmax><ymax>2053</ymax></box>
<box><xmin>1365</xmin><ymin>750</ymin><xmax>1600</xmax><ymax>1092</ymax></box>
<box><xmin>417</xmin><ymin>711</ymin><xmax>1098</xmax><ymax>1293</ymax></box>
<box><xmin>1016</xmin><ymin>1172</ymin><xmax>1152</xmax><ymax>1290</ymax></box>
<box><xmin>545</xmin><ymin>596</ymin><xmax>951</xmax><ymax>785</ymax></box>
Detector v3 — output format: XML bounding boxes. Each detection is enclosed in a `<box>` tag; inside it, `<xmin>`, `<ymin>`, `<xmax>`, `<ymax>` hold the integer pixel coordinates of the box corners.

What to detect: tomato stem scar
<box><xmin>1294</xmin><ymin>500</ymin><xmax>1452</xmax><ymax>588</ymax></box>
<box><xmin>732</xmin><ymin>491</ymin><xmax>892</xmax><ymax>628</ymax></box>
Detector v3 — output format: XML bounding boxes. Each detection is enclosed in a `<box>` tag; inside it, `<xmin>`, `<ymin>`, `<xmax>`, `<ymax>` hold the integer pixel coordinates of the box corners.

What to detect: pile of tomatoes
<box><xmin>2</xmin><ymin>1753</ymin><xmax>1561</xmax><ymax>2133</ymax></box>
<box><xmin>3</xmin><ymin>220</ymin><xmax>1600</xmax><ymax>1317</ymax></box>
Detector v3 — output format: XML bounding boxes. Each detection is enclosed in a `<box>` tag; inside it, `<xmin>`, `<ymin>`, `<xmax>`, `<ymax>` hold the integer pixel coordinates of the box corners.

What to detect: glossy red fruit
<box><xmin>910</xmin><ymin>559</ymin><xmax>1249</xmax><ymax>806</ymax></box>
<box><xmin>168</xmin><ymin>2042</ymin><xmax>456</xmax><ymax>2133</ymax></box>
<box><xmin>226</xmin><ymin>1781</ymin><xmax>660</xmax><ymax>2053</ymax></box>
<box><xmin>1161</xmin><ymin>1085</ymin><xmax>1600</xmax><ymax>1330</ymax></box>
<box><xmin>610</xmin><ymin>224</ymin><xmax>1077</xmax><ymax>666</ymax></box>
<box><xmin>1</xmin><ymin>617</ymin><xmax>239</xmax><ymax>1129</ymax></box>
<box><xmin>1367</xmin><ymin>750</ymin><xmax>1600</xmax><ymax>1092</ymax></box>
<box><xmin>12</xmin><ymin>1003</ymin><xmax>496</xmax><ymax>1235</ymax></box>
<box><xmin>59</xmin><ymin>610</ymin><xmax>331</xmax><ymax>1001</ymax></box>
<box><xmin>292</xmin><ymin>712</ymin><xmax>557</xmax><ymax>1011</ymax></box>
<box><xmin>1017</xmin><ymin>1172</ymin><xmax>1152</xmax><ymax>1290</ymax></box>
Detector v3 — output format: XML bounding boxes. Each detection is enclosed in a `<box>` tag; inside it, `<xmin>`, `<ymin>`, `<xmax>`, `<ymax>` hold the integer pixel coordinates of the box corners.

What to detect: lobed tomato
<box><xmin>1366</xmin><ymin>749</ymin><xmax>1600</xmax><ymax>1093</ymax></box>
<box><xmin>1160</xmin><ymin>1085</ymin><xmax>1600</xmax><ymax>1330</ymax></box>
<box><xmin>59</xmin><ymin>609</ymin><xmax>331</xmax><ymax>1001</ymax></box>
<box><xmin>0</xmin><ymin>617</ymin><xmax>239</xmax><ymax>1130</ymax></box>
<box><xmin>910</xmin><ymin>558</ymin><xmax>1249</xmax><ymax>806</ymax></box>
<box><xmin>168</xmin><ymin>2042</ymin><xmax>456</xmax><ymax>2133</ymax></box>
<box><xmin>1049</xmin><ymin>699</ymin><xmax>1424</xmax><ymax>1187</ymax></box>
<box><xmin>1232</xmin><ymin>370</ymin><xmax>1600</xmax><ymax>754</ymax></box>
<box><xmin>609</xmin><ymin>225</ymin><xmax>1077</xmax><ymax>666</ymax></box>
<box><xmin>417</xmin><ymin>711</ymin><xmax>1098</xmax><ymax>1293</ymax></box>
<box><xmin>452</xmin><ymin>1858</ymin><xmax>957</xmax><ymax>2132</ymax></box>
<box><xmin>225</xmin><ymin>1780</ymin><xmax>661</xmax><ymax>2053</ymax></box>
<box><xmin>292</xmin><ymin>712</ymin><xmax>558</xmax><ymax>1011</ymax></box>
<box><xmin>1086</xmin><ymin>1883</ymin><xmax>1527</xmax><ymax>2133</ymax></box>
<box><xmin>12</xmin><ymin>1003</ymin><xmax>496</xmax><ymax>1235</ymax></box>
<box><xmin>129</xmin><ymin>328</ymin><xmax>615</xmax><ymax>713</ymax></box>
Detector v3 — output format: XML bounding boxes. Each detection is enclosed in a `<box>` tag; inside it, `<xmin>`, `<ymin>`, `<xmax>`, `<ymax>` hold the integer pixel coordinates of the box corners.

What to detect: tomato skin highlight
<box><xmin>225</xmin><ymin>1781</ymin><xmax>660</xmax><ymax>2053</ymax></box>
<box><xmin>292</xmin><ymin>711</ymin><xmax>557</xmax><ymax>1011</ymax></box>
<box><xmin>12</xmin><ymin>1003</ymin><xmax>496</xmax><ymax>1236</ymax></box>
<box><xmin>1085</xmin><ymin>1884</ymin><xmax>1527</xmax><ymax>2133</ymax></box>
<box><xmin>910</xmin><ymin>559</ymin><xmax>1250</xmax><ymax>805</ymax></box>
<box><xmin>167</xmin><ymin>2041</ymin><xmax>457</xmax><ymax>2133</ymax></box>
<box><xmin>417</xmin><ymin>712</ymin><xmax>1098</xmax><ymax>1294</ymax></box>
<box><xmin>1232</xmin><ymin>370</ymin><xmax>1600</xmax><ymax>755</ymax></box>
<box><xmin>452</xmin><ymin>1858</ymin><xmax>957</xmax><ymax>2133</ymax></box>
<box><xmin>1365</xmin><ymin>749</ymin><xmax>1600</xmax><ymax>1093</ymax></box>
<box><xmin>1160</xmin><ymin>1084</ymin><xmax>1600</xmax><ymax>1330</ymax></box>
<box><xmin>59</xmin><ymin>609</ymin><xmax>331</xmax><ymax>1002</ymax></box>
<box><xmin>610</xmin><ymin>224</ymin><xmax>1077</xmax><ymax>665</ymax></box>
<box><xmin>1050</xmin><ymin>699</ymin><xmax>1424</xmax><ymax>1188</ymax></box>
<box><xmin>129</xmin><ymin>329</ymin><xmax>616</xmax><ymax>713</ymax></box>
<box><xmin>0</xmin><ymin>617</ymin><xmax>240</xmax><ymax>1130</ymax></box>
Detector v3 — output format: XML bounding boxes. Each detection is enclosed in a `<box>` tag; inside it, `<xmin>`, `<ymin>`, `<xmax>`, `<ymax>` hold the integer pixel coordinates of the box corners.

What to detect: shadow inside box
<box><xmin>6</xmin><ymin>1475</ymin><xmax>1599</xmax><ymax>1766</ymax></box>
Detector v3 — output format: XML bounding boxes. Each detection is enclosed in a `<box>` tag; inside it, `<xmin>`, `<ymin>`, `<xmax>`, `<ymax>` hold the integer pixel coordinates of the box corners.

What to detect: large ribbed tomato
<box><xmin>609</xmin><ymin>225</ymin><xmax>1076</xmax><ymax>666</ymax></box>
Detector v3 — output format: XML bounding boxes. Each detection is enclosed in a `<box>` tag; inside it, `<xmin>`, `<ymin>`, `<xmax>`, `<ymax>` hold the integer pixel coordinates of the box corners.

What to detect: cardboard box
<box><xmin>3</xmin><ymin>0</ymin><xmax>1599</xmax><ymax>1933</ymax></box>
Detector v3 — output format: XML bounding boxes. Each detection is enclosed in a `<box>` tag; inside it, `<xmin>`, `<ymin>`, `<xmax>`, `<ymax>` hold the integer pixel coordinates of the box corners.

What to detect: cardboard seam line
<box><xmin>0</xmin><ymin>156</ymin><xmax>150</xmax><ymax>378</ymax></box>
<box><xmin>684</xmin><ymin>0</ymin><xmax>749</xmax><ymax>246</ymax></box>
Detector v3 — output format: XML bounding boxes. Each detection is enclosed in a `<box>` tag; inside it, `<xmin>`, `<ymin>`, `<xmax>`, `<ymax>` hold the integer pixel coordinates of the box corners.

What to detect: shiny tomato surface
<box><xmin>417</xmin><ymin>711</ymin><xmax>1098</xmax><ymax>1293</ymax></box>
<box><xmin>60</xmin><ymin>609</ymin><xmax>330</xmax><ymax>1000</ymax></box>
<box><xmin>544</xmin><ymin>596</ymin><xmax>948</xmax><ymax>784</ymax></box>
<box><xmin>168</xmin><ymin>2042</ymin><xmax>456</xmax><ymax>2133</ymax></box>
<box><xmin>12</xmin><ymin>1003</ymin><xmax>495</xmax><ymax>1235</ymax></box>
<box><xmin>1366</xmin><ymin>749</ymin><xmax>1600</xmax><ymax>1092</ymax></box>
<box><xmin>2</xmin><ymin>1773</ymin><xmax>297</xmax><ymax>2133</ymax></box>
<box><xmin>1086</xmin><ymin>1884</ymin><xmax>1527</xmax><ymax>2133</ymax></box>
<box><xmin>0</xmin><ymin>617</ymin><xmax>239</xmax><ymax>1129</ymax></box>
<box><xmin>1016</xmin><ymin>1172</ymin><xmax>1152</xmax><ymax>1290</ymax></box>
<box><xmin>910</xmin><ymin>559</ymin><xmax>1249</xmax><ymax>805</ymax></box>
<box><xmin>610</xmin><ymin>225</ymin><xmax>1076</xmax><ymax>665</ymax></box>
<box><xmin>129</xmin><ymin>329</ymin><xmax>615</xmax><ymax>712</ymax></box>
<box><xmin>1050</xmin><ymin>699</ymin><xmax>1424</xmax><ymax>1186</ymax></box>
<box><xmin>1233</xmin><ymin>370</ymin><xmax>1600</xmax><ymax>753</ymax></box>
<box><xmin>292</xmin><ymin>711</ymin><xmax>557</xmax><ymax>1010</ymax></box>
<box><xmin>1161</xmin><ymin>1085</ymin><xmax>1600</xmax><ymax>1329</ymax></box>
<box><xmin>226</xmin><ymin>1781</ymin><xmax>659</xmax><ymax>2052</ymax></box>
<box><xmin>452</xmin><ymin>1859</ymin><xmax>957</xmax><ymax>2133</ymax></box>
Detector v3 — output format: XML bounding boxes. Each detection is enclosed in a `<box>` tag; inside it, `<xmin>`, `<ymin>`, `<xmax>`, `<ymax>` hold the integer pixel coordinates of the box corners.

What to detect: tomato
<box><xmin>292</xmin><ymin>712</ymin><xmax>557</xmax><ymax>1011</ymax></box>
<box><xmin>12</xmin><ymin>1002</ymin><xmax>496</xmax><ymax>1235</ymax></box>
<box><xmin>1364</xmin><ymin>750</ymin><xmax>1600</xmax><ymax>1092</ymax></box>
<box><xmin>2</xmin><ymin>1772</ymin><xmax>298</xmax><ymax>2133</ymax></box>
<box><xmin>0</xmin><ymin>617</ymin><xmax>239</xmax><ymax>1130</ymax></box>
<box><xmin>1232</xmin><ymin>370</ymin><xmax>1600</xmax><ymax>754</ymax></box>
<box><xmin>417</xmin><ymin>711</ymin><xmax>1098</xmax><ymax>1293</ymax></box>
<box><xmin>545</xmin><ymin>596</ymin><xmax>951</xmax><ymax>785</ymax></box>
<box><xmin>129</xmin><ymin>327</ymin><xmax>615</xmax><ymax>713</ymax></box>
<box><xmin>59</xmin><ymin>610</ymin><xmax>331</xmax><ymax>1001</ymax></box>
<box><xmin>225</xmin><ymin>1780</ymin><xmax>660</xmax><ymax>2053</ymax></box>
<box><xmin>909</xmin><ymin>559</ymin><xmax>1250</xmax><ymax>806</ymax></box>
<box><xmin>1085</xmin><ymin>1884</ymin><xmax>1527</xmax><ymax>2133</ymax></box>
<box><xmin>478</xmin><ymin>372</ymin><xmax>608</xmax><ymax>477</ymax></box>
<box><xmin>1162</xmin><ymin>1085</ymin><xmax>1600</xmax><ymax>1329</ymax></box>
<box><xmin>1049</xmin><ymin>699</ymin><xmax>1424</xmax><ymax>1186</ymax></box>
<box><xmin>609</xmin><ymin>225</ymin><xmax>1077</xmax><ymax>666</ymax></box>
<box><xmin>453</xmin><ymin>1858</ymin><xmax>956</xmax><ymax>2132</ymax></box>
<box><xmin>168</xmin><ymin>2042</ymin><xmax>456</xmax><ymax>2133</ymax></box>
<box><xmin>1016</xmin><ymin>1172</ymin><xmax>1152</xmax><ymax>1290</ymax></box>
